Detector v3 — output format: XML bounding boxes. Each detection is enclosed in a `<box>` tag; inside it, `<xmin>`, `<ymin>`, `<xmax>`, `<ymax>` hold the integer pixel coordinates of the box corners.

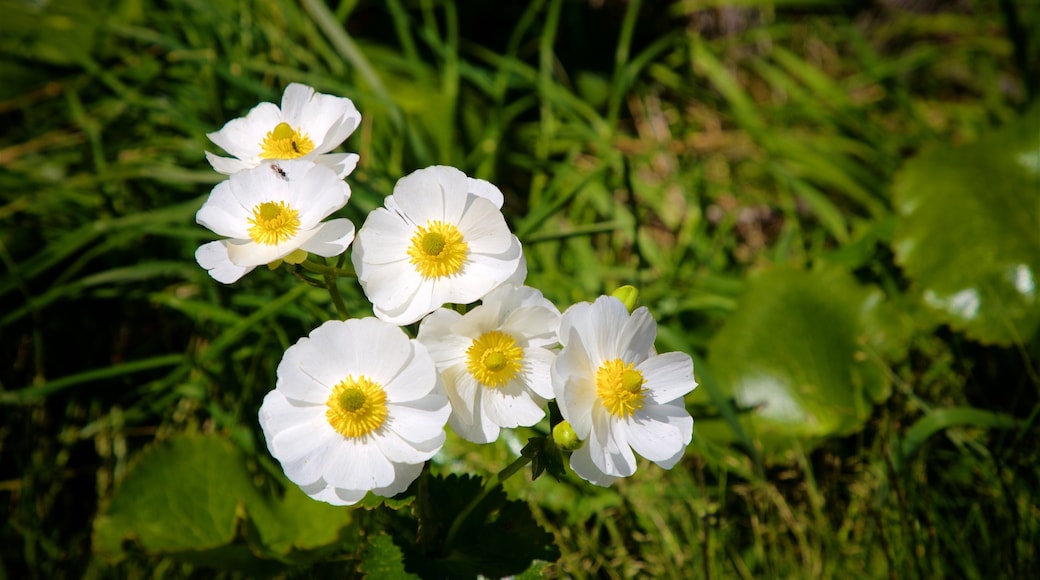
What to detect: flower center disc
<box><xmin>407</xmin><ymin>220</ymin><xmax>468</xmax><ymax>279</ymax></box>
<box><xmin>259</xmin><ymin>122</ymin><xmax>315</xmax><ymax>159</ymax></box>
<box><xmin>595</xmin><ymin>359</ymin><xmax>646</xmax><ymax>418</ymax></box>
<box><xmin>325</xmin><ymin>376</ymin><xmax>388</xmax><ymax>438</ymax></box>
<box><xmin>466</xmin><ymin>330</ymin><xmax>523</xmax><ymax>388</ymax></box>
<box><xmin>248</xmin><ymin>200</ymin><xmax>300</xmax><ymax>245</ymax></box>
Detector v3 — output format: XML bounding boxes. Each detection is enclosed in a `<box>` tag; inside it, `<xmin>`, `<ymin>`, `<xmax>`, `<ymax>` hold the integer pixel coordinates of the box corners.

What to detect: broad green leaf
<box><xmin>93</xmin><ymin>435</ymin><xmax>353</xmax><ymax>568</ymax></box>
<box><xmin>892</xmin><ymin>105</ymin><xmax>1040</xmax><ymax>345</ymax></box>
<box><xmin>405</xmin><ymin>473</ymin><xmax>559</xmax><ymax>578</ymax></box>
<box><xmin>358</xmin><ymin>534</ymin><xmax>420</xmax><ymax>579</ymax></box>
<box><xmin>703</xmin><ymin>267</ymin><xmax>897</xmax><ymax>457</ymax></box>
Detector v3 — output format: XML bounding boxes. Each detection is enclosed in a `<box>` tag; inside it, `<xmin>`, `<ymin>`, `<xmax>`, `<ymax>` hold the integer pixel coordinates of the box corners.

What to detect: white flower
<box><xmin>195</xmin><ymin>160</ymin><xmax>354</xmax><ymax>284</ymax></box>
<box><xmin>352</xmin><ymin>165</ymin><xmax>525</xmax><ymax>325</ymax></box>
<box><xmin>205</xmin><ymin>83</ymin><xmax>361</xmax><ymax>178</ymax></box>
<box><xmin>417</xmin><ymin>284</ymin><xmax>561</xmax><ymax>443</ymax></box>
<box><xmin>259</xmin><ymin>318</ymin><xmax>451</xmax><ymax>506</ymax></box>
<box><xmin>551</xmin><ymin>296</ymin><xmax>696</xmax><ymax>486</ymax></box>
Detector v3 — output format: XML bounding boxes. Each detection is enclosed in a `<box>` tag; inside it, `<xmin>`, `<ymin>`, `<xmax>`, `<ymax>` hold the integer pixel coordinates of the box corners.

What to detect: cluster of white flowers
<box><xmin>195</xmin><ymin>84</ymin><xmax>697</xmax><ymax>506</ymax></box>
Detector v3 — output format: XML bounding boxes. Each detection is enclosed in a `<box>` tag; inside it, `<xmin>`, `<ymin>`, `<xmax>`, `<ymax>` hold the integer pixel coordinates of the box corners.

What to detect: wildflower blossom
<box><xmin>417</xmin><ymin>284</ymin><xmax>561</xmax><ymax>443</ymax></box>
<box><xmin>352</xmin><ymin>165</ymin><xmax>525</xmax><ymax>325</ymax></box>
<box><xmin>195</xmin><ymin>160</ymin><xmax>353</xmax><ymax>283</ymax></box>
<box><xmin>551</xmin><ymin>296</ymin><xmax>696</xmax><ymax>486</ymax></box>
<box><xmin>259</xmin><ymin>318</ymin><xmax>451</xmax><ymax>506</ymax></box>
<box><xmin>205</xmin><ymin>83</ymin><xmax>361</xmax><ymax>178</ymax></box>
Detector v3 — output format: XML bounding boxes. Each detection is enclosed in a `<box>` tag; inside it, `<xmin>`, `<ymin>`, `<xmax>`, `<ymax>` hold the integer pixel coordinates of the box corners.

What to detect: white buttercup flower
<box><xmin>206</xmin><ymin>83</ymin><xmax>361</xmax><ymax>178</ymax></box>
<box><xmin>352</xmin><ymin>165</ymin><xmax>525</xmax><ymax>326</ymax></box>
<box><xmin>195</xmin><ymin>160</ymin><xmax>353</xmax><ymax>284</ymax></box>
<box><xmin>259</xmin><ymin>318</ymin><xmax>451</xmax><ymax>506</ymax></box>
<box><xmin>551</xmin><ymin>296</ymin><xmax>697</xmax><ymax>486</ymax></box>
<box><xmin>417</xmin><ymin>284</ymin><xmax>561</xmax><ymax>443</ymax></box>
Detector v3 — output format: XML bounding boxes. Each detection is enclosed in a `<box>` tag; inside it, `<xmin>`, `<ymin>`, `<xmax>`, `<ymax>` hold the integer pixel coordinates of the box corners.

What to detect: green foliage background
<box><xmin>1</xmin><ymin>0</ymin><xmax>1038</xmax><ymax>577</ymax></box>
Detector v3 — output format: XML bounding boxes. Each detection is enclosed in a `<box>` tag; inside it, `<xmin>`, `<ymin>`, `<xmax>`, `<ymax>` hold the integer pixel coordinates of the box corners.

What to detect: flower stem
<box><xmin>300</xmin><ymin>257</ymin><xmax>351</xmax><ymax>320</ymax></box>
<box><xmin>443</xmin><ymin>454</ymin><xmax>532</xmax><ymax>550</ymax></box>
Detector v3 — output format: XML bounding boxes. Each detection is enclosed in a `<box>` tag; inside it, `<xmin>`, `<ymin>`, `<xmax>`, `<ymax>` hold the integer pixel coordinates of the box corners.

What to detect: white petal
<box><xmin>587</xmin><ymin>409</ymin><xmax>637</xmax><ymax>478</ymax></box>
<box><xmin>276</xmin><ymin>333</ymin><xmax>339</xmax><ymax>404</ymax></box>
<box><xmin>299</xmin><ymin>219</ymin><xmax>355</xmax><ymax>257</ymax></box>
<box><xmin>457</xmin><ymin>197</ymin><xmax>513</xmax><ymax>255</ymax></box>
<box><xmin>298</xmin><ymin>93</ymin><xmax>361</xmax><ymax>154</ymax></box>
<box><xmin>322</xmin><ymin>437</ymin><xmax>396</xmax><ymax>491</ymax></box>
<box><xmin>481</xmin><ymin>382</ymin><xmax>545</xmax><ymax>429</ymax></box>
<box><xmin>447</xmin><ymin>373</ymin><xmax>500</xmax><ymax>444</ymax></box>
<box><xmin>551</xmin><ymin>328</ymin><xmax>597</xmax><ymax>437</ymax></box>
<box><xmin>298</xmin><ymin>479</ymin><xmax>366</xmax><ymax>506</ymax></box>
<box><xmin>371</xmin><ymin>461</ymin><xmax>424</xmax><ymax>499</ymax></box>
<box><xmin>639</xmin><ymin>352</ymin><xmax>696</xmax><ymax>404</ymax></box>
<box><xmin>355</xmin><ymin>255</ymin><xmax>426</xmax><ymax>317</ymax></box>
<box><xmin>291</xmin><ymin>162</ymin><xmax>351</xmax><ymax>227</ymax></box>
<box><xmin>382</xmin><ymin>340</ymin><xmax>439</xmax><ymax>402</ymax></box>
<box><xmin>317</xmin><ymin>152</ymin><xmax>360</xmax><ymax>179</ymax></box>
<box><xmin>259</xmin><ymin>391</ymin><xmax>340</xmax><ymax>486</ymax></box>
<box><xmin>444</xmin><ymin>366</ymin><xmax>479</xmax><ymax>428</ymax></box>
<box><xmin>205</xmin><ymin>151</ymin><xmax>254</xmax><ymax>175</ymax></box>
<box><xmin>386</xmin><ymin>395</ymin><xmax>451</xmax><ymax>443</ymax></box>
<box><xmin>622</xmin><ymin>402</ymin><xmax>693</xmax><ymax>463</ymax></box>
<box><xmin>416</xmin><ymin>309</ymin><xmax>468</xmax><ymax>370</ymax></box>
<box><xmin>196</xmin><ymin>180</ymin><xmax>250</xmax><ymax>239</ymax></box>
<box><xmin>278</xmin><ymin>83</ymin><xmax>316</xmax><ymax>124</ymax></box>
<box><xmin>502</xmin><ymin>306</ymin><xmax>561</xmax><ymax>347</ymax></box>
<box><xmin>585</xmin><ymin>297</ymin><xmax>631</xmax><ymax>364</ymax></box>
<box><xmin>207</xmin><ymin>101</ymin><xmax>281</xmax><ymax>161</ymax></box>
<box><xmin>195</xmin><ymin>241</ymin><xmax>253</xmax><ymax>284</ymax></box>
<box><xmin>391</xmin><ymin>166</ymin><xmax>453</xmax><ymax>224</ymax></box>
<box><xmin>224</xmin><ymin>229</ymin><xmax>320</xmax><ymax>267</ymax></box>
<box><xmin>373</xmin><ymin>427</ymin><xmax>441</xmax><ymax>463</ymax></box>
<box><xmin>372</xmin><ymin>282</ymin><xmax>437</xmax><ymax>326</ymax></box>
<box><xmin>520</xmin><ymin>347</ymin><xmax>556</xmax><ymax>400</ymax></box>
<box><xmin>617</xmin><ymin>305</ymin><xmax>657</xmax><ymax>363</ymax></box>
<box><xmin>467</xmin><ymin>177</ymin><xmax>504</xmax><ymax>209</ymax></box>
<box><xmin>353</xmin><ymin>207</ymin><xmax>414</xmax><ymax>265</ymax></box>
<box><xmin>569</xmin><ymin>442</ymin><xmax>619</xmax><ymax>487</ymax></box>
<box><xmin>314</xmin><ymin>318</ymin><xmax>413</xmax><ymax>386</ymax></box>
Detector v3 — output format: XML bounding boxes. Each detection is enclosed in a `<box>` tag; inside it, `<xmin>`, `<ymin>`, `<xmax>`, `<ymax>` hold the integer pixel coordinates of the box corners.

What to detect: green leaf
<box><xmin>900</xmin><ymin>407</ymin><xmax>1019</xmax><ymax>461</ymax></box>
<box><xmin>406</xmin><ymin>474</ymin><xmax>559</xmax><ymax>578</ymax></box>
<box><xmin>358</xmin><ymin>534</ymin><xmax>419</xmax><ymax>579</ymax></box>
<box><xmin>892</xmin><ymin>105</ymin><xmax>1040</xmax><ymax>345</ymax></box>
<box><xmin>93</xmin><ymin>435</ymin><xmax>353</xmax><ymax>569</ymax></box>
<box><xmin>704</xmin><ymin>267</ymin><xmax>897</xmax><ymax>457</ymax></box>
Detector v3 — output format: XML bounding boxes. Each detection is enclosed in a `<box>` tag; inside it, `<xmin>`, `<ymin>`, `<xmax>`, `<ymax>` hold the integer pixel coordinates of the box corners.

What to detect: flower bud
<box><xmin>610</xmin><ymin>285</ymin><xmax>639</xmax><ymax>313</ymax></box>
<box><xmin>552</xmin><ymin>421</ymin><xmax>583</xmax><ymax>451</ymax></box>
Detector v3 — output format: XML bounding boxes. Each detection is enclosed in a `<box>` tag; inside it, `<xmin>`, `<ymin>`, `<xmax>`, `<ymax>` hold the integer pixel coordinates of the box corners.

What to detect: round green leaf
<box><xmin>93</xmin><ymin>434</ymin><xmax>352</xmax><ymax>566</ymax></box>
<box><xmin>704</xmin><ymin>267</ymin><xmax>893</xmax><ymax>456</ymax></box>
<box><xmin>892</xmin><ymin>105</ymin><xmax>1040</xmax><ymax>345</ymax></box>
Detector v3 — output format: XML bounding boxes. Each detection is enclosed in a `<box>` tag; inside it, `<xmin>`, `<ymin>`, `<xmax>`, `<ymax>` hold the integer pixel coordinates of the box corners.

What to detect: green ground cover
<box><xmin>1</xmin><ymin>0</ymin><xmax>1038</xmax><ymax>577</ymax></box>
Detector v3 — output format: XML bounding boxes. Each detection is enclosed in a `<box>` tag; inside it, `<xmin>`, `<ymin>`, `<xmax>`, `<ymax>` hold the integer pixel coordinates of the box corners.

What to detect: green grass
<box><xmin>2</xmin><ymin>0</ymin><xmax>1038</xmax><ymax>577</ymax></box>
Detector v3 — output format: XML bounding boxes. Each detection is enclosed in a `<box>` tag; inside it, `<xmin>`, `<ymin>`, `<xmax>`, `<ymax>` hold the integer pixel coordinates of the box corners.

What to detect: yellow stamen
<box><xmin>465</xmin><ymin>330</ymin><xmax>523</xmax><ymax>388</ymax></box>
<box><xmin>247</xmin><ymin>200</ymin><xmax>300</xmax><ymax>245</ymax></box>
<box><xmin>595</xmin><ymin>359</ymin><xmax>646</xmax><ymax>418</ymax></box>
<box><xmin>407</xmin><ymin>220</ymin><xmax>468</xmax><ymax>279</ymax></box>
<box><xmin>325</xmin><ymin>376</ymin><xmax>388</xmax><ymax>438</ymax></box>
<box><xmin>259</xmin><ymin>122</ymin><xmax>315</xmax><ymax>159</ymax></box>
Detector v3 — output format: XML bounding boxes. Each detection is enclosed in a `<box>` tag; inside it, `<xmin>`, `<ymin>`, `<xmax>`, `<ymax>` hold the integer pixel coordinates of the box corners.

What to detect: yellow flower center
<box><xmin>407</xmin><ymin>220</ymin><xmax>468</xmax><ymax>279</ymax></box>
<box><xmin>595</xmin><ymin>359</ymin><xmax>646</xmax><ymax>418</ymax></box>
<box><xmin>325</xmin><ymin>376</ymin><xmax>388</xmax><ymax>438</ymax></box>
<box><xmin>259</xmin><ymin>122</ymin><xmax>315</xmax><ymax>159</ymax></box>
<box><xmin>465</xmin><ymin>330</ymin><xmax>523</xmax><ymax>388</ymax></box>
<box><xmin>248</xmin><ymin>200</ymin><xmax>300</xmax><ymax>245</ymax></box>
